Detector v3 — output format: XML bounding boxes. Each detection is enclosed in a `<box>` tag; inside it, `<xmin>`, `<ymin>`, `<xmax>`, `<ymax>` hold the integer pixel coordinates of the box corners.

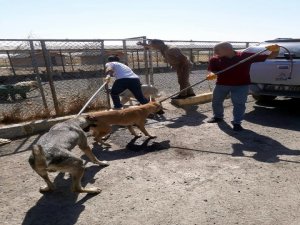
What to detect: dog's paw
<box><xmin>134</xmin><ymin>134</ymin><xmax>142</xmax><ymax>138</ymax></box>
<box><xmin>75</xmin><ymin>187</ymin><xmax>102</xmax><ymax>194</ymax></box>
<box><xmin>97</xmin><ymin>160</ymin><xmax>109</xmax><ymax>166</ymax></box>
<box><xmin>148</xmin><ymin>135</ymin><xmax>157</xmax><ymax>139</ymax></box>
<box><xmin>39</xmin><ymin>185</ymin><xmax>54</xmax><ymax>193</ymax></box>
<box><xmin>102</xmin><ymin>142</ymin><xmax>112</xmax><ymax>147</ymax></box>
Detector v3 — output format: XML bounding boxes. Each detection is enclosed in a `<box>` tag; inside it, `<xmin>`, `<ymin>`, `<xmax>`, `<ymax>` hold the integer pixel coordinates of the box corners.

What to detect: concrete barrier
<box><xmin>0</xmin><ymin>115</ymin><xmax>75</xmax><ymax>139</ymax></box>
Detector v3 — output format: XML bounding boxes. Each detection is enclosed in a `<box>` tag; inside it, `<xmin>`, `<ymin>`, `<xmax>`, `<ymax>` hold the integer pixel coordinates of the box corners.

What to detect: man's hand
<box><xmin>265</xmin><ymin>44</ymin><xmax>280</xmax><ymax>52</ymax></box>
<box><xmin>206</xmin><ymin>72</ymin><xmax>217</xmax><ymax>80</ymax></box>
<box><xmin>104</xmin><ymin>75</ymin><xmax>111</xmax><ymax>83</ymax></box>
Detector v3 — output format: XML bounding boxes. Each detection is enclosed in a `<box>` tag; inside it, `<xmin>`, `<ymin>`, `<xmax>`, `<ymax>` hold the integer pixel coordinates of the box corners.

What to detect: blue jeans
<box><xmin>212</xmin><ymin>84</ymin><xmax>249</xmax><ymax>124</ymax></box>
<box><xmin>111</xmin><ymin>78</ymin><xmax>149</xmax><ymax>108</ymax></box>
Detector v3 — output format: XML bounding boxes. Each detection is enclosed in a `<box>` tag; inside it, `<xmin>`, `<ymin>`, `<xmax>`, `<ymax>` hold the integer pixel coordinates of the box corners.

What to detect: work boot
<box><xmin>207</xmin><ymin>117</ymin><xmax>223</xmax><ymax>123</ymax></box>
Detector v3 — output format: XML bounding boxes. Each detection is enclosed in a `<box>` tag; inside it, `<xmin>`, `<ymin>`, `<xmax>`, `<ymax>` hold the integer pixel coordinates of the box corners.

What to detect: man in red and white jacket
<box><xmin>206</xmin><ymin>42</ymin><xmax>279</xmax><ymax>131</ymax></box>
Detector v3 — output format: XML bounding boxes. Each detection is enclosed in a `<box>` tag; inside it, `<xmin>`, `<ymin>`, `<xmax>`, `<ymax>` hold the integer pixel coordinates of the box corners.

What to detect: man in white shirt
<box><xmin>105</xmin><ymin>55</ymin><xmax>149</xmax><ymax>109</ymax></box>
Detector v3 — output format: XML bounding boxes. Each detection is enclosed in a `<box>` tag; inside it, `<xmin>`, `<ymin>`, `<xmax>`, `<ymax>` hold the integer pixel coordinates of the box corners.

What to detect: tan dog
<box><xmin>87</xmin><ymin>101</ymin><xmax>162</xmax><ymax>146</ymax></box>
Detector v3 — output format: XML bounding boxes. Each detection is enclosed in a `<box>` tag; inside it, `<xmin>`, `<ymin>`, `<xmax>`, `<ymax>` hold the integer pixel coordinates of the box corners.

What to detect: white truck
<box><xmin>248</xmin><ymin>38</ymin><xmax>300</xmax><ymax>102</ymax></box>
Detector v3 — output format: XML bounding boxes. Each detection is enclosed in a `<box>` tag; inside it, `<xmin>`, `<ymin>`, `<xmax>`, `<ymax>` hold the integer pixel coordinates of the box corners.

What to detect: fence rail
<box><xmin>0</xmin><ymin>37</ymin><xmax>258</xmax><ymax>124</ymax></box>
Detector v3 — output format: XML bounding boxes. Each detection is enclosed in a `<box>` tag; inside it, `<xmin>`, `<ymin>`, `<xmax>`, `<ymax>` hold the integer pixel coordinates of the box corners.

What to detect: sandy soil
<box><xmin>0</xmin><ymin>97</ymin><xmax>300</xmax><ymax>225</ymax></box>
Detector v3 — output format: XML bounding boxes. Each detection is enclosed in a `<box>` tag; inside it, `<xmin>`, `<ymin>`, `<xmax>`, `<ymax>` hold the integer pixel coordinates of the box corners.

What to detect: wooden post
<box><xmin>29</xmin><ymin>41</ymin><xmax>49</xmax><ymax>112</ymax></box>
<box><xmin>41</xmin><ymin>41</ymin><xmax>61</xmax><ymax>116</ymax></box>
<box><xmin>6</xmin><ymin>50</ymin><xmax>16</xmax><ymax>76</ymax></box>
<box><xmin>59</xmin><ymin>49</ymin><xmax>65</xmax><ymax>73</ymax></box>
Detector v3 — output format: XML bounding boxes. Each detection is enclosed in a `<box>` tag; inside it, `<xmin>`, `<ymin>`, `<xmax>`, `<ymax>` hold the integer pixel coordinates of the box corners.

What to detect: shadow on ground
<box><xmin>245</xmin><ymin>98</ymin><xmax>300</xmax><ymax>131</ymax></box>
<box><xmin>165</xmin><ymin>105</ymin><xmax>207</xmax><ymax>128</ymax></box>
<box><xmin>217</xmin><ymin>122</ymin><xmax>300</xmax><ymax>163</ymax></box>
<box><xmin>89</xmin><ymin>136</ymin><xmax>171</xmax><ymax>162</ymax></box>
<box><xmin>22</xmin><ymin>166</ymin><xmax>104</xmax><ymax>225</ymax></box>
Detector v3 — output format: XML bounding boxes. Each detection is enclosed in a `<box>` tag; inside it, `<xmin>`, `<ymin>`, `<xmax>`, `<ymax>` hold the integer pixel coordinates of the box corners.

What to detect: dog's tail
<box><xmin>29</xmin><ymin>144</ymin><xmax>47</xmax><ymax>168</ymax></box>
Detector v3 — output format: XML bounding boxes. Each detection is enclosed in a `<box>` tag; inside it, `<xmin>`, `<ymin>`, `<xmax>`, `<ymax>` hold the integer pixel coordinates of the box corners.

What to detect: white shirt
<box><xmin>105</xmin><ymin>62</ymin><xmax>139</xmax><ymax>80</ymax></box>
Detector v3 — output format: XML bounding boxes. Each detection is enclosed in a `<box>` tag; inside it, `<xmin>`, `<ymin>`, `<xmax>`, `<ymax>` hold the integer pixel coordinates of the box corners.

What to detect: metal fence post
<box><xmin>101</xmin><ymin>40</ymin><xmax>111</xmax><ymax>109</ymax></box>
<box><xmin>59</xmin><ymin>49</ymin><xmax>66</xmax><ymax>73</ymax></box>
<box><xmin>148</xmin><ymin>49</ymin><xmax>154</xmax><ymax>85</ymax></box>
<box><xmin>142</xmin><ymin>37</ymin><xmax>150</xmax><ymax>85</ymax></box>
<box><xmin>41</xmin><ymin>40</ymin><xmax>61</xmax><ymax>116</ymax></box>
<box><xmin>6</xmin><ymin>50</ymin><xmax>16</xmax><ymax>76</ymax></box>
<box><xmin>29</xmin><ymin>40</ymin><xmax>49</xmax><ymax>112</ymax></box>
<box><xmin>122</xmin><ymin>40</ymin><xmax>128</xmax><ymax>65</ymax></box>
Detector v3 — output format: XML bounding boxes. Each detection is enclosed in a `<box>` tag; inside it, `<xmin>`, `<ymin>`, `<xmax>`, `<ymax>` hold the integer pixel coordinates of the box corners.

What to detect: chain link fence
<box><xmin>0</xmin><ymin>37</ymin><xmax>258</xmax><ymax>124</ymax></box>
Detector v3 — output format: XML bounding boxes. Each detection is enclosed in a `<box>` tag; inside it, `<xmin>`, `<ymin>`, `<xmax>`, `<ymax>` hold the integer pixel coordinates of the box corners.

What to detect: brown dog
<box><xmin>87</xmin><ymin>101</ymin><xmax>162</xmax><ymax>146</ymax></box>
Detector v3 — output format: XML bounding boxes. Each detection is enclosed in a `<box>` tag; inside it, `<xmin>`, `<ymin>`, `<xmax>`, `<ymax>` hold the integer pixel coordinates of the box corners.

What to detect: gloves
<box><xmin>104</xmin><ymin>75</ymin><xmax>111</xmax><ymax>83</ymax></box>
<box><xmin>265</xmin><ymin>44</ymin><xmax>280</xmax><ymax>52</ymax></box>
<box><xmin>206</xmin><ymin>72</ymin><xmax>217</xmax><ymax>80</ymax></box>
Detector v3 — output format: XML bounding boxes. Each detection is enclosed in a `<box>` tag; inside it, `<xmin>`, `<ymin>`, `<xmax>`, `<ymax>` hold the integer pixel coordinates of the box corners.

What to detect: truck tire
<box><xmin>252</xmin><ymin>94</ymin><xmax>276</xmax><ymax>102</ymax></box>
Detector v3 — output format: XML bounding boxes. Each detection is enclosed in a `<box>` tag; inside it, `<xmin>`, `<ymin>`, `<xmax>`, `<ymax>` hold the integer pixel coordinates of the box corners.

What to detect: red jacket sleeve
<box><xmin>208</xmin><ymin>57</ymin><xmax>218</xmax><ymax>72</ymax></box>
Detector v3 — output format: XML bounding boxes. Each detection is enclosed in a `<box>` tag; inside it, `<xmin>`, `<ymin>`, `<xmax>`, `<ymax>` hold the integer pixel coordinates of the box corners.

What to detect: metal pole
<box><xmin>100</xmin><ymin>40</ymin><xmax>106</xmax><ymax>75</ymax></box>
<box><xmin>29</xmin><ymin>40</ymin><xmax>49</xmax><ymax>112</ymax></box>
<box><xmin>100</xmin><ymin>40</ymin><xmax>111</xmax><ymax>109</ymax></box>
<box><xmin>148</xmin><ymin>49</ymin><xmax>154</xmax><ymax>85</ymax></box>
<box><xmin>6</xmin><ymin>50</ymin><xmax>16</xmax><ymax>76</ymax></box>
<box><xmin>131</xmin><ymin>51</ymin><xmax>135</xmax><ymax>69</ymax></box>
<box><xmin>137</xmin><ymin>49</ymin><xmax>140</xmax><ymax>71</ymax></box>
<box><xmin>68</xmin><ymin>52</ymin><xmax>74</xmax><ymax>71</ymax></box>
<box><xmin>41</xmin><ymin>40</ymin><xmax>61</xmax><ymax>115</ymax></box>
<box><xmin>122</xmin><ymin>40</ymin><xmax>128</xmax><ymax>65</ymax></box>
<box><xmin>76</xmin><ymin>80</ymin><xmax>109</xmax><ymax>117</ymax></box>
<box><xmin>142</xmin><ymin>37</ymin><xmax>150</xmax><ymax>84</ymax></box>
<box><xmin>59</xmin><ymin>49</ymin><xmax>65</xmax><ymax>73</ymax></box>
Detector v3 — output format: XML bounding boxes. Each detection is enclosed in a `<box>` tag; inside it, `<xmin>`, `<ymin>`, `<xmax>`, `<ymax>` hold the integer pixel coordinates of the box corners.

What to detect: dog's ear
<box><xmin>85</xmin><ymin>114</ymin><xmax>97</xmax><ymax>122</ymax></box>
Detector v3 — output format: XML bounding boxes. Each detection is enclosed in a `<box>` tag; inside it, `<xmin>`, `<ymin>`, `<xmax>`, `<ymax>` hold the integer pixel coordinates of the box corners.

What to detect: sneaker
<box><xmin>233</xmin><ymin>124</ymin><xmax>244</xmax><ymax>131</ymax></box>
<box><xmin>207</xmin><ymin>117</ymin><xmax>223</xmax><ymax>123</ymax></box>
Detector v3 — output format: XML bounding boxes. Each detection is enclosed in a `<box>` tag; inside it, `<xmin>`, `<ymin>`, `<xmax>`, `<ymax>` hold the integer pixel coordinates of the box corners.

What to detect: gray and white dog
<box><xmin>28</xmin><ymin>116</ymin><xmax>108</xmax><ymax>194</ymax></box>
<box><xmin>120</xmin><ymin>84</ymin><xmax>161</xmax><ymax>105</ymax></box>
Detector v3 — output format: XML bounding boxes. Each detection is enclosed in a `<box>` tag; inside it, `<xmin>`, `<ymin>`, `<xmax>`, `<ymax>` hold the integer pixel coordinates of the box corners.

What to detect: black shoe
<box><xmin>156</xmin><ymin>109</ymin><xmax>165</xmax><ymax>115</ymax></box>
<box><xmin>207</xmin><ymin>117</ymin><xmax>223</xmax><ymax>123</ymax></box>
<box><xmin>233</xmin><ymin>124</ymin><xmax>244</xmax><ymax>131</ymax></box>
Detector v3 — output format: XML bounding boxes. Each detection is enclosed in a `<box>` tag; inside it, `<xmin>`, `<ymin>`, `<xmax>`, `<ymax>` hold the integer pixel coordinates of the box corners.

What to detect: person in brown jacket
<box><xmin>138</xmin><ymin>39</ymin><xmax>195</xmax><ymax>99</ymax></box>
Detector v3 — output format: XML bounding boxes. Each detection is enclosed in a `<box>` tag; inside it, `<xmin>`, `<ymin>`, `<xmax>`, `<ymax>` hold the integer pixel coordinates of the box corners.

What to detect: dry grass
<box><xmin>1</xmin><ymin>107</ymin><xmax>51</xmax><ymax>125</ymax></box>
<box><xmin>0</xmin><ymin>92</ymin><xmax>108</xmax><ymax>125</ymax></box>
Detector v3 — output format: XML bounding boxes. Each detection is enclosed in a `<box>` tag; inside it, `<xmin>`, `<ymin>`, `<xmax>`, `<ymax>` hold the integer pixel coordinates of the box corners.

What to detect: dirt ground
<box><xmin>0</xmin><ymin>97</ymin><xmax>300</xmax><ymax>225</ymax></box>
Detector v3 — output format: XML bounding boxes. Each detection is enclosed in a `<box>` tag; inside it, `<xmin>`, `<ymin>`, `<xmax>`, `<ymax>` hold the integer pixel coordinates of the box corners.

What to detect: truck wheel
<box><xmin>252</xmin><ymin>94</ymin><xmax>276</xmax><ymax>102</ymax></box>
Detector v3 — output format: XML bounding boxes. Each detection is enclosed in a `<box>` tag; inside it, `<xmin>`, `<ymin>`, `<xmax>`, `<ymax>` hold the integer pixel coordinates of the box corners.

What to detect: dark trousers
<box><xmin>111</xmin><ymin>78</ymin><xmax>149</xmax><ymax>108</ymax></box>
<box><xmin>176</xmin><ymin>62</ymin><xmax>195</xmax><ymax>96</ymax></box>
